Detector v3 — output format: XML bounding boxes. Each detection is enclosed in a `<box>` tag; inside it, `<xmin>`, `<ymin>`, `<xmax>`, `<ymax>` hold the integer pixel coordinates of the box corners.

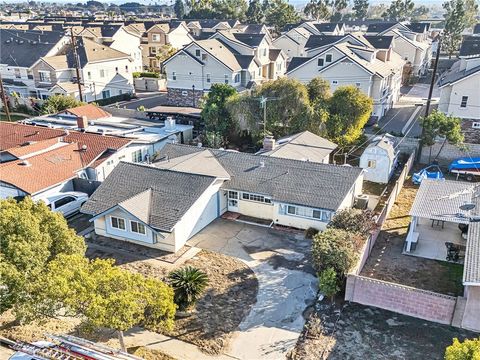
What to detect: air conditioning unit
<box><xmin>354</xmin><ymin>194</ymin><xmax>369</xmax><ymax>210</ymax></box>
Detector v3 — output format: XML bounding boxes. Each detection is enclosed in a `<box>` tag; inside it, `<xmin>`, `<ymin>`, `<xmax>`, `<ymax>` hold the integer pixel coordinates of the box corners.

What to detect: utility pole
<box><xmin>0</xmin><ymin>73</ymin><xmax>11</xmax><ymax>122</ymax></box>
<box><xmin>259</xmin><ymin>96</ymin><xmax>279</xmax><ymax>136</ymax></box>
<box><xmin>70</xmin><ymin>28</ymin><xmax>83</xmax><ymax>102</ymax></box>
<box><xmin>418</xmin><ymin>36</ymin><xmax>441</xmax><ymax>162</ymax></box>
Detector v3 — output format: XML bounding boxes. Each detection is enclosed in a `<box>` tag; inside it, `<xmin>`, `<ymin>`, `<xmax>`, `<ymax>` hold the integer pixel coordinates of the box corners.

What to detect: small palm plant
<box><xmin>168</xmin><ymin>266</ymin><xmax>209</xmax><ymax>311</ymax></box>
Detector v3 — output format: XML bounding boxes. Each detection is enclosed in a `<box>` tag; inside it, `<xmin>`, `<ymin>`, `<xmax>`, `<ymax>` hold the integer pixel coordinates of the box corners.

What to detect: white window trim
<box><xmin>325</xmin><ymin>53</ymin><xmax>333</xmax><ymax>63</ymax></box>
<box><xmin>38</xmin><ymin>70</ymin><xmax>51</xmax><ymax>83</ymax></box>
<box><xmin>282</xmin><ymin>204</ymin><xmax>331</xmax><ymax>222</ymax></box>
<box><xmin>130</xmin><ymin>220</ymin><xmax>147</xmax><ymax>235</ymax></box>
<box><xmin>111</xmin><ymin>216</ymin><xmax>126</xmax><ymax>231</ymax></box>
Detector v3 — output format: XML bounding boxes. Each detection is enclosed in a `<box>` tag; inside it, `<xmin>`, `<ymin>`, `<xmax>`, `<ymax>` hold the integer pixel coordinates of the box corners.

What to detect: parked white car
<box><xmin>44</xmin><ymin>192</ymin><xmax>89</xmax><ymax>217</ymax></box>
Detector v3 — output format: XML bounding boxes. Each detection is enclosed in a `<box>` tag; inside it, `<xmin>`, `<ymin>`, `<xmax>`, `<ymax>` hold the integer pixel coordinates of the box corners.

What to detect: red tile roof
<box><xmin>0</xmin><ymin>122</ymin><xmax>65</xmax><ymax>151</ymax></box>
<box><xmin>0</xmin><ymin>143</ymin><xmax>86</xmax><ymax>194</ymax></box>
<box><xmin>5</xmin><ymin>138</ymin><xmax>60</xmax><ymax>158</ymax></box>
<box><xmin>65</xmin><ymin>104</ymin><xmax>111</xmax><ymax>121</ymax></box>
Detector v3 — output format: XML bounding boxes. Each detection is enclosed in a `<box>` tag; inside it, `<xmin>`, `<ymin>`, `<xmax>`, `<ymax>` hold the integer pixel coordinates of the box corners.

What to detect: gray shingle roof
<box><xmin>364</xmin><ymin>35</ymin><xmax>393</xmax><ymax>49</ymax></box>
<box><xmin>463</xmin><ymin>185</ymin><xmax>480</xmax><ymax>284</ymax></box>
<box><xmin>366</xmin><ymin>22</ymin><xmax>399</xmax><ymax>34</ymax></box>
<box><xmin>232</xmin><ymin>33</ymin><xmax>265</xmax><ymax>47</ymax></box>
<box><xmin>438</xmin><ymin>62</ymin><xmax>480</xmax><ymax>87</ymax></box>
<box><xmin>474</xmin><ymin>24</ymin><xmax>480</xmax><ymax>34</ymax></box>
<box><xmin>313</xmin><ymin>23</ymin><xmax>338</xmax><ymax>33</ymax></box>
<box><xmin>0</xmin><ymin>29</ymin><xmax>65</xmax><ymax>67</ymax></box>
<box><xmin>287</xmin><ymin>57</ymin><xmax>311</xmax><ymax>72</ymax></box>
<box><xmin>406</xmin><ymin>22</ymin><xmax>430</xmax><ymax>33</ymax></box>
<box><xmin>459</xmin><ymin>37</ymin><xmax>480</xmax><ymax>57</ymax></box>
<box><xmin>81</xmin><ymin>162</ymin><xmax>216</xmax><ymax>232</ymax></box>
<box><xmin>157</xmin><ymin>144</ymin><xmax>363</xmax><ymax>211</ymax></box>
<box><xmin>304</xmin><ymin>35</ymin><xmax>344</xmax><ymax>50</ymax></box>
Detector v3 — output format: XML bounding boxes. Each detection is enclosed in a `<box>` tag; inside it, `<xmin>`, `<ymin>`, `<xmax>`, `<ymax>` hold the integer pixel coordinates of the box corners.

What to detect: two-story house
<box><xmin>287</xmin><ymin>35</ymin><xmax>405</xmax><ymax>121</ymax></box>
<box><xmin>186</xmin><ymin>19</ymin><xmax>240</xmax><ymax>39</ymax></box>
<box><xmin>367</xmin><ymin>22</ymin><xmax>431</xmax><ymax>76</ymax></box>
<box><xmin>273</xmin><ymin>27</ymin><xmax>312</xmax><ymax>58</ymax></box>
<box><xmin>438</xmin><ymin>37</ymin><xmax>480</xmax><ymax>121</ymax></box>
<box><xmin>0</xmin><ymin>29</ymin><xmax>69</xmax><ymax>98</ymax></box>
<box><xmin>31</xmin><ymin>37</ymin><xmax>134</xmax><ymax>101</ymax></box>
<box><xmin>163</xmin><ymin>35</ymin><xmax>287</xmax><ymax>107</ymax></box>
<box><xmin>141</xmin><ymin>21</ymin><xmax>192</xmax><ymax>70</ymax></box>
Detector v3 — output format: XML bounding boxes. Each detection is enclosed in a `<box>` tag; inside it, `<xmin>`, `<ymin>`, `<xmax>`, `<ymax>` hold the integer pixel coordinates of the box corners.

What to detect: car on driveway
<box><xmin>43</xmin><ymin>191</ymin><xmax>89</xmax><ymax>217</ymax></box>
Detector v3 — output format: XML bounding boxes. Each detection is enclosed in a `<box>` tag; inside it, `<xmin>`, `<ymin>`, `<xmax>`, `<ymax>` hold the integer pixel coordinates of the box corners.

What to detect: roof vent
<box><xmin>259</xmin><ymin>161</ymin><xmax>265</xmax><ymax>168</ymax></box>
<box><xmin>81</xmin><ymin>144</ymin><xmax>87</xmax><ymax>151</ymax></box>
<box><xmin>197</xmin><ymin>142</ymin><xmax>202</xmax><ymax>148</ymax></box>
<box><xmin>19</xmin><ymin>160</ymin><xmax>31</xmax><ymax>166</ymax></box>
<box><xmin>64</xmin><ymin>129</ymin><xmax>70</xmax><ymax>136</ymax></box>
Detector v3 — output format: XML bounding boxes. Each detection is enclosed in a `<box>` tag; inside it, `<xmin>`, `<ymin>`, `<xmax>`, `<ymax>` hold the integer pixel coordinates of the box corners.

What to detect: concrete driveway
<box><xmin>188</xmin><ymin>219</ymin><xmax>317</xmax><ymax>360</ymax></box>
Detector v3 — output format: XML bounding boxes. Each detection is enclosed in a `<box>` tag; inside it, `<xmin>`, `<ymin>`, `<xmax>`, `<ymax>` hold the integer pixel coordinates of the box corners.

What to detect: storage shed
<box><xmin>360</xmin><ymin>134</ymin><xmax>398</xmax><ymax>183</ymax></box>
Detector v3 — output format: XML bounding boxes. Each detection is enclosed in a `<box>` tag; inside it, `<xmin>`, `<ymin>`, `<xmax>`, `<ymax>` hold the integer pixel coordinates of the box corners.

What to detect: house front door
<box><xmin>227</xmin><ymin>190</ymin><xmax>239</xmax><ymax>212</ymax></box>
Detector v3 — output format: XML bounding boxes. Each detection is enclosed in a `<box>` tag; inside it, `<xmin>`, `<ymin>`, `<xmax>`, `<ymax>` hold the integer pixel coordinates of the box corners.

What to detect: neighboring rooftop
<box><xmin>364</xmin><ymin>35</ymin><xmax>394</xmax><ymax>49</ymax></box>
<box><xmin>459</xmin><ymin>37</ymin><xmax>480</xmax><ymax>57</ymax></box>
<box><xmin>64</xmin><ymin>104</ymin><xmax>111</xmax><ymax>121</ymax></box>
<box><xmin>366</xmin><ymin>22</ymin><xmax>399</xmax><ymax>34</ymax></box>
<box><xmin>406</xmin><ymin>22</ymin><xmax>430</xmax><ymax>33</ymax></box>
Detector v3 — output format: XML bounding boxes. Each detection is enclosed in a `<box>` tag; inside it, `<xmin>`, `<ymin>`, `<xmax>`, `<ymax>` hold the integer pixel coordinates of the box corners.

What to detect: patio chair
<box><xmin>445</xmin><ymin>242</ymin><xmax>460</xmax><ymax>262</ymax></box>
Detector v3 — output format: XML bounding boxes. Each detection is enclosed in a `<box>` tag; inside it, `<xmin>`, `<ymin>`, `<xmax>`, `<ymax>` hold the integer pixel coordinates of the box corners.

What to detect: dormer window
<box><xmin>318</xmin><ymin>58</ymin><xmax>324</xmax><ymax>67</ymax></box>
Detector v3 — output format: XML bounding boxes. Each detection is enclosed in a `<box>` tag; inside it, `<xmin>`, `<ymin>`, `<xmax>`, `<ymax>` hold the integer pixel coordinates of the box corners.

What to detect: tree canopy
<box><xmin>40</xmin><ymin>94</ymin><xmax>85</xmax><ymax>115</ymax></box>
<box><xmin>265</xmin><ymin>0</ymin><xmax>300</xmax><ymax>33</ymax></box>
<box><xmin>445</xmin><ymin>337</ymin><xmax>480</xmax><ymax>360</ymax></box>
<box><xmin>383</xmin><ymin>0</ymin><xmax>415</xmax><ymax>20</ymax></box>
<box><xmin>0</xmin><ymin>198</ymin><xmax>86</xmax><ymax>318</ymax></box>
<box><xmin>352</xmin><ymin>0</ymin><xmax>369</xmax><ymax>19</ymax></box>
<box><xmin>443</xmin><ymin>0</ymin><xmax>469</xmax><ymax>57</ymax></box>
<box><xmin>174</xmin><ymin>0</ymin><xmax>185</xmax><ymax>18</ymax></box>
<box><xmin>246</xmin><ymin>0</ymin><xmax>265</xmax><ymax>23</ymax></box>
<box><xmin>420</xmin><ymin>110</ymin><xmax>464</xmax><ymax>147</ymax></box>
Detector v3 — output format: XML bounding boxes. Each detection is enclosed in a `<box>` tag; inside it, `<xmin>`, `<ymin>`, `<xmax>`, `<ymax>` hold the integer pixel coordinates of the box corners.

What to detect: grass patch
<box><xmin>436</xmin><ymin>260</ymin><xmax>464</xmax><ymax>296</ymax></box>
<box><xmin>128</xmin><ymin>346</ymin><xmax>176</xmax><ymax>360</ymax></box>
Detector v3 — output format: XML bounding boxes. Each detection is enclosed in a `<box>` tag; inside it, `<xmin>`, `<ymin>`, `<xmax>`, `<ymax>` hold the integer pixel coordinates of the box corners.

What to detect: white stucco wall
<box><xmin>439</xmin><ymin>74</ymin><xmax>480</xmax><ymax>120</ymax></box>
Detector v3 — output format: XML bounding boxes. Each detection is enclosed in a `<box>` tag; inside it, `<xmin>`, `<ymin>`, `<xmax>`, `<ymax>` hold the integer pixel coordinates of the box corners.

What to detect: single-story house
<box><xmin>360</xmin><ymin>134</ymin><xmax>398</xmax><ymax>183</ymax></box>
<box><xmin>82</xmin><ymin>143</ymin><xmax>365</xmax><ymax>252</ymax></box>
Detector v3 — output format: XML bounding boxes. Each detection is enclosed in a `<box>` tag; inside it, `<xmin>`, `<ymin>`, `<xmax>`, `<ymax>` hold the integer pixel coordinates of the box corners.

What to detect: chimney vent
<box><xmin>259</xmin><ymin>161</ymin><xmax>265</xmax><ymax>168</ymax></box>
<box><xmin>164</xmin><ymin>117</ymin><xmax>176</xmax><ymax>132</ymax></box>
<box><xmin>263</xmin><ymin>135</ymin><xmax>275</xmax><ymax>151</ymax></box>
<box><xmin>77</xmin><ymin>115</ymin><xmax>88</xmax><ymax>130</ymax></box>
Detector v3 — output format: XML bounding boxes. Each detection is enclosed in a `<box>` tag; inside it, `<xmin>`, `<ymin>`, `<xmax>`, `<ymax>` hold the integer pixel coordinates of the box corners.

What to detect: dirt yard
<box><xmin>361</xmin><ymin>179</ymin><xmax>464</xmax><ymax>295</ymax></box>
<box><xmin>0</xmin><ymin>249</ymin><xmax>258</xmax><ymax>357</ymax></box>
<box><xmin>289</xmin><ymin>300</ymin><xmax>476</xmax><ymax>360</ymax></box>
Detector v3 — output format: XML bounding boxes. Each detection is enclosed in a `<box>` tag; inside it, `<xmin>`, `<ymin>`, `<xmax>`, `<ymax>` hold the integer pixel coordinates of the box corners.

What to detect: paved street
<box><xmin>109</xmin><ymin>92</ymin><xmax>168</xmax><ymax>110</ymax></box>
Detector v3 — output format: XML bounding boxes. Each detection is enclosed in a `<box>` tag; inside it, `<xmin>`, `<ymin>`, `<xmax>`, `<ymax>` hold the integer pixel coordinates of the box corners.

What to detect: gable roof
<box><xmin>438</xmin><ymin>61</ymin><xmax>480</xmax><ymax>87</ymax></box>
<box><xmin>304</xmin><ymin>35</ymin><xmax>345</xmax><ymax>50</ymax></box>
<box><xmin>232</xmin><ymin>33</ymin><xmax>266</xmax><ymax>47</ymax></box>
<box><xmin>82</xmin><ymin>162</ymin><xmax>216</xmax><ymax>232</ymax></box>
<box><xmin>287</xmin><ymin>56</ymin><xmax>311</xmax><ymax>72</ymax></box>
<box><xmin>364</xmin><ymin>35</ymin><xmax>393</xmax><ymax>49</ymax></box>
<box><xmin>257</xmin><ymin>131</ymin><xmax>337</xmax><ymax>163</ymax></box>
<box><xmin>459</xmin><ymin>37</ymin><xmax>480</xmax><ymax>57</ymax></box>
<box><xmin>156</xmin><ymin>143</ymin><xmax>363</xmax><ymax>211</ymax></box>
<box><xmin>313</xmin><ymin>23</ymin><xmax>338</xmax><ymax>33</ymax></box>
<box><xmin>65</xmin><ymin>104</ymin><xmax>111</xmax><ymax>121</ymax></box>
<box><xmin>0</xmin><ymin>29</ymin><xmax>66</xmax><ymax>68</ymax></box>
<box><xmin>194</xmin><ymin>39</ymin><xmax>243</xmax><ymax>71</ymax></box>
<box><xmin>366</xmin><ymin>22</ymin><xmax>400</xmax><ymax>34</ymax></box>
<box><xmin>69</xmin><ymin>37</ymin><xmax>131</xmax><ymax>68</ymax></box>
<box><xmin>0</xmin><ymin>122</ymin><xmax>65</xmax><ymax>151</ymax></box>
<box><xmin>406</xmin><ymin>22</ymin><xmax>430</xmax><ymax>33</ymax></box>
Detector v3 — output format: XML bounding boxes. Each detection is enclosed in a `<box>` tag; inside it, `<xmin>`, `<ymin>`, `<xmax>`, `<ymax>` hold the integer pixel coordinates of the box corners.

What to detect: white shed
<box><xmin>360</xmin><ymin>134</ymin><xmax>398</xmax><ymax>184</ymax></box>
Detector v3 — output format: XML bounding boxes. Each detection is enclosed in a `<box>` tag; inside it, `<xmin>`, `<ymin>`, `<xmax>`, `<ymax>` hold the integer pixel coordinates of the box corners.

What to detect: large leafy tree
<box><xmin>174</xmin><ymin>0</ymin><xmax>185</xmax><ymax>18</ymax></box>
<box><xmin>304</xmin><ymin>0</ymin><xmax>331</xmax><ymax>21</ymax></box>
<box><xmin>326</xmin><ymin>85</ymin><xmax>373</xmax><ymax>146</ymax></box>
<box><xmin>307</xmin><ymin>77</ymin><xmax>331</xmax><ymax>106</ymax></box>
<box><xmin>201</xmin><ymin>83</ymin><xmax>239</xmax><ymax>147</ymax></box>
<box><xmin>420</xmin><ymin>110</ymin><xmax>464</xmax><ymax>162</ymax></box>
<box><xmin>0</xmin><ymin>198</ymin><xmax>86</xmax><ymax>318</ymax></box>
<box><xmin>443</xmin><ymin>0</ymin><xmax>468</xmax><ymax>58</ymax></box>
<box><xmin>383</xmin><ymin>0</ymin><xmax>415</xmax><ymax>20</ymax></box>
<box><xmin>465</xmin><ymin>0</ymin><xmax>479</xmax><ymax>27</ymax></box>
<box><xmin>265</xmin><ymin>0</ymin><xmax>300</xmax><ymax>33</ymax></box>
<box><xmin>411</xmin><ymin>5</ymin><xmax>430</xmax><ymax>20</ymax></box>
<box><xmin>43</xmin><ymin>255</ymin><xmax>176</xmax><ymax>351</ymax></box>
<box><xmin>246</xmin><ymin>0</ymin><xmax>265</xmax><ymax>23</ymax></box>
<box><xmin>40</xmin><ymin>94</ymin><xmax>85</xmax><ymax>114</ymax></box>
<box><xmin>352</xmin><ymin>0</ymin><xmax>369</xmax><ymax>19</ymax></box>
<box><xmin>213</xmin><ymin>0</ymin><xmax>248</xmax><ymax>21</ymax></box>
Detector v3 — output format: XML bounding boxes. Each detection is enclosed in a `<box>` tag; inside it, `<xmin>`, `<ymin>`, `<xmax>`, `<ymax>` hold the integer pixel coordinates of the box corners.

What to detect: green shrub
<box><xmin>312</xmin><ymin>228</ymin><xmax>358</xmax><ymax>277</ymax></box>
<box><xmin>305</xmin><ymin>227</ymin><xmax>319</xmax><ymax>239</ymax></box>
<box><xmin>133</xmin><ymin>71</ymin><xmax>160</xmax><ymax>79</ymax></box>
<box><xmin>445</xmin><ymin>338</ymin><xmax>480</xmax><ymax>360</ymax></box>
<box><xmin>168</xmin><ymin>266</ymin><xmax>209</xmax><ymax>311</ymax></box>
<box><xmin>94</xmin><ymin>93</ymin><xmax>133</xmax><ymax>106</ymax></box>
<box><xmin>328</xmin><ymin>208</ymin><xmax>377</xmax><ymax>237</ymax></box>
<box><xmin>318</xmin><ymin>267</ymin><xmax>340</xmax><ymax>302</ymax></box>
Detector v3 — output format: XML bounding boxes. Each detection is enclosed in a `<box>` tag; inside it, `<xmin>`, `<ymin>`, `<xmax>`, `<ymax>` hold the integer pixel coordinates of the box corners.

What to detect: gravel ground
<box><xmin>289</xmin><ymin>300</ymin><xmax>476</xmax><ymax>360</ymax></box>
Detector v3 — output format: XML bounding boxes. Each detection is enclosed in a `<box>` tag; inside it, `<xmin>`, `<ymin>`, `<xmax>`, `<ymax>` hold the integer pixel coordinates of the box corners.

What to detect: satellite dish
<box><xmin>459</xmin><ymin>203</ymin><xmax>476</xmax><ymax>211</ymax></box>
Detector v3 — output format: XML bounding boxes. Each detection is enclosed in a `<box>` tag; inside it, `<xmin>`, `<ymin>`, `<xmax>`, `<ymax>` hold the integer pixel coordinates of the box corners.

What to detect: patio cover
<box><xmin>409</xmin><ymin>179</ymin><xmax>476</xmax><ymax>224</ymax></box>
<box><xmin>463</xmin><ymin>186</ymin><xmax>480</xmax><ymax>285</ymax></box>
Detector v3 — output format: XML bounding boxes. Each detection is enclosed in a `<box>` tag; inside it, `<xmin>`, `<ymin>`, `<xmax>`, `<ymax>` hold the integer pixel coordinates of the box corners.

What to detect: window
<box><xmin>111</xmin><ymin>216</ymin><xmax>126</xmax><ymax>230</ymax></box>
<box><xmin>131</xmin><ymin>149</ymin><xmax>142</xmax><ymax>163</ymax></box>
<box><xmin>54</xmin><ymin>196</ymin><xmax>75</xmax><ymax>209</ymax></box>
<box><xmin>224</xmin><ymin>74</ymin><xmax>229</xmax><ymax>84</ymax></box>
<box><xmin>263</xmin><ymin>48</ymin><xmax>267</xmax><ymax>56</ymax></box>
<box><xmin>125</xmin><ymin>65</ymin><xmax>129</xmax><ymax>73</ymax></box>
<box><xmin>101</xmin><ymin>90</ymin><xmax>110</xmax><ymax>99</ymax></box>
<box><xmin>38</xmin><ymin>70</ymin><xmax>51</xmax><ymax>83</ymax></box>
<box><xmin>87</xmin><ymin>71</ymin><xmax>92</xmax><ymax>79</ymax></box>
<box><xmin>99</xmin><ymin>69</ymin><xmax>105</xmax><ymax>77</ymax></box>
<box><xmin>202</xmin><ymin>53</ymin><xmax>207</xmax><ymax>61</ymax></box>
<box><xmin>472</xmin><ymin>122</ymin><xmax>480</xmax><ymax>129</ymax></box>
<box><xmin>234</xmin><ymin>73</ymin><xmax>240</xmax><ymax>83</ymax></box>
<box><xmin>206</xmin><ymin>74</ymin><xmax>211</xmax><ymax>83</ymax></box>
<box><xmin>242</xmin><ymin>192</ymin><xmax>271</xmax><ymax>204</ymax></box>
<box><xmin>325</xmin><ymin>54</ymin><xmax>332</xmax><ymax>63</ymax></box>
<box><xmin>283</xmin><ymin>205</ymin><xmax>331</xmax><ymax>222</ymax></box>
<box><xmin>130</xmin><ymin>220</ymin><xmax>146</xmax><ymax>235</ymax></box>
<box><xmin>152</xmin><ymin>33</ymin><xmax>160</xmax><ymax>42</ymax></box>
<box><xmin>150</xmin><ymin>46</ymin><xmax>157</xmax><ymax>54</ymax></box>
<box><xmin>14</xmin><ymin>68</ymin><xmax>21</xmax><ymax>78</ymax></box>
<box><xmin>461</xmin><ymin>96</ymin><xmax>468</xmax><ymax>108</ymax></box>
<box><xmin>317</xmin><ymin>58</ymin><xmax>324</xmax><ymax>67</ymax></box>
<box><xmin>172</xmin><ymin>71</ymin><xmax>176</xmax><ymax>80</ymax></box>
<box><xmin>367</xmin><ymin>160</ymin><xmax>376</xmax><ymax>168</ymax></box>
<box><xmin>228</xmin><ymin>191</ymin><xmax>238</xmax><ymax>199</ymax></box>
<box><xmin>355</xmin><ymin>82</ymin><xmax>361</xmax><ymax>88</ymax></box>
<box><xmin>195</xmin><ymin>49</ymin><xmax>201</xmax><ymax>57</ymax></box>
<box><xmin>332</xmin><ymin>80</ymin><xmax>338</xmax><ymax>85</ymax></box>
